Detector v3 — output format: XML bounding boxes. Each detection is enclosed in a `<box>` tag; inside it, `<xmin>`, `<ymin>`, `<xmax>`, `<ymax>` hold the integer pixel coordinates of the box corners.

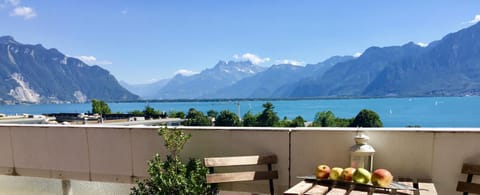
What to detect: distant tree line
<box><xmin>91</xmin><ymin>100</ymin><xmax>383</xmax><ymax>127</ymax></box>
<box><xmin>170</xmin><ymin>102</ymin><xmax>383</xmax><ymax>128</ymax></box>
<box><xmin>312</xmin><ymin>109</ymin><xmax>383</xmax><ymax>127</ymax></box>
<box><xmin>90</xmin><ymin>99</ymin><xmax>167</xmax><ymax>119</ymax></box>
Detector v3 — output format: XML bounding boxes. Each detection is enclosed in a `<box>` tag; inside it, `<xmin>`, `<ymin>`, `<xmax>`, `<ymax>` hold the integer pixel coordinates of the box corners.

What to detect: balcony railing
<box><xmin>0</xmin><ymin>124</ymin><xmax>478</xmax><ymax>194</ymax></box>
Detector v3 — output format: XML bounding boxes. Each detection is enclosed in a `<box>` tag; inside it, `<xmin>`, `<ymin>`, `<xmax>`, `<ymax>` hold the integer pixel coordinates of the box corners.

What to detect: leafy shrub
<box><xmin>91</xmin><ymin>99</ymin><xmax>111</xmax><ymax>115</ymax></box>
<box><xmin>183</xmin><ymin>108</ymin><xmax>211</xmax><ymax>126</ymax></box>
<box><xmin>350</xmin><ymin>109</ymin><xmax>383</xmax><ymax>127</ymax></box>
<box><xmin>215</xmin><ymin>110</ymin><xmax>240</xmax><ymax>126</ymax></box>
<box><xmin>242</xmin><ymin>111</ymin><xmax>257</xmax><ymax>127</ymax></box>
<box><xmin>168</xmin><ymin>111</ymin><xmax>185</xmax><ymax>119</ymax></box>
<box><xmin>131</xmin><ymin>127</ymin><xmax>212</xmax><ymax>195</ymax></box>
<box><xmin>256</xmin><ymin>102</ymin><xmax>280</xmax><ymax>127</ymax></box>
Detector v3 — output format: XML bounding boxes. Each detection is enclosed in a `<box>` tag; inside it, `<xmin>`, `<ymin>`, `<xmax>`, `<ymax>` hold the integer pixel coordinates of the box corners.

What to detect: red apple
<box><xmin>341</xmin><ymin>167</ymin><xmax>356</xmax><ymax>181</ymax></box>
<box><xmin>371</xmin><ymin>169</ymin><xmax>393</xmax><ymax>187</ymax></box>
<box><xmin>315</xmin><ymin>164</ymin><xmax>331</xmax><ymax>179</ymax></box>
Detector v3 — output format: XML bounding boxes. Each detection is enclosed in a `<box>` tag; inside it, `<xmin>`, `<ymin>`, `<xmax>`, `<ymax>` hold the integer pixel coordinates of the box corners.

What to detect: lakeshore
<box><xmin>1</xmin><ymin>96</ymin><xmax>479</xmax><ymax>127</ymax></box>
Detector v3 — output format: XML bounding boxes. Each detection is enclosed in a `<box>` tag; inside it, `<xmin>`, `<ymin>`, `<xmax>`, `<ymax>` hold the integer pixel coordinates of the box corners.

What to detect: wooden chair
<box><xmin>456</xmin><ymin>163</ymin><xmax>480</xmax><ymax>195</ymax></box>
<box><xmin>204</xmin><ymin>154</ymin><xmax>278</xmax><ymax>195</ymax></box>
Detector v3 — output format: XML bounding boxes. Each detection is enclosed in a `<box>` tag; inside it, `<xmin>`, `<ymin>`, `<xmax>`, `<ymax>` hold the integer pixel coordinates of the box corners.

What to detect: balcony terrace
<box><xmin>0</xmin><ymin>124</ymin><xmax>479</xmax><ymax>194</ymax></box>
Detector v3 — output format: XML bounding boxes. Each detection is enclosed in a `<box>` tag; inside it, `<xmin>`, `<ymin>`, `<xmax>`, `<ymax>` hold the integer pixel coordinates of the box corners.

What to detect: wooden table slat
<box><xmin>347</xmin><ymin>191</ymin><xmax>368</xmax><ymax>195</ymax></box>
<box><xmin>397</xmin><ymin>182</ymin><xmax>415</xmax><ymax>195</ymax></box>
<box><xmin>284</xmin><ymin>180</ymin><xmax>438</xmax><ymax>195</ymax></box>
<box><xmin>305</xmin><ymin>184</ymin><xmax>329</xmax><ymax>194</ymax></box>
<box><xmin>283</xmin><ymin>180</ymin><xmax>316</xmax><ymax>195</ymax></box>
<box><xmin>325</xmin><ymin>188</ymin><xmax>348</xmax><ymax>195</ymax></box>
<box><xmin>418</xmin><ymin>183</ymin><xmax>438</xmax><ymax>195</ymax></box>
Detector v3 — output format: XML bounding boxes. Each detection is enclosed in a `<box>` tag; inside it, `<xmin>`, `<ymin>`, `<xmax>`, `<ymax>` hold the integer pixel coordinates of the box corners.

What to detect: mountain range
<box><xmin>154</xmin><ymin>60</ymin><xmax>266</xmax><ymax>99</ymax></box>
<box><xmin>125</xmin><ymin>22</ymin><xmax>480</xmax><ymax>99</ymax></box>
<box><xmin>286</xmin><ymin>22</ymin><xmax>480</xmax><ymax>97</ymax></box>
<box><xmin>203</xmin><ymin>56</ymin><xmax>354</xmax><ymax>99</ymax></box>
<box><xmin>2</xmin><ymin>22</ymin><xmax>480</xmax><ymax>103</ymax></box>
<box><xmin>0</xmin><ymin>36</ymin><xmax>138</xmax><ymax>104</ymax></box>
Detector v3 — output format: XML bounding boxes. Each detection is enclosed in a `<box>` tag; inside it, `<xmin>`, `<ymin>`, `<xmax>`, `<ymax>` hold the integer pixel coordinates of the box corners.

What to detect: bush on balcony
<box><xmin>131</xmin><ymin>127</ymin><xmax>212</xmax><ymax>195</ymax></box>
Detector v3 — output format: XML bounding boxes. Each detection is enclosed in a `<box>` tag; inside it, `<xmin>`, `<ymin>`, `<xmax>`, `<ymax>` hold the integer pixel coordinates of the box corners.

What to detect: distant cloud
<box><xmin>416</xmin><ymin>42</ymin><xmax>428</xmax><ymax>47</ymax></box>
<box><xmin>76</xmin><ymin>55</ymin><xmax>113</xmax><ymax>65</ymax></box>
<box><xmin>121</xmin><ymin>9</ymin><xmax>128</xmax><ymax>15</ymax></box>
<box><xmin>276</xmin><ymin>59</ymin><xmax>304</xmax><ymax>66</ymax></box>
<box><xmin>2</xmin><ymin>0</ymin><xmax>37</xmax><ymax>19</ymax></box>
<box><xmin>174</xmin><ymin>69</ymin><xmax>199</xmax><ymax>76</ymax></box>
<box><xmin>149</xmin><ymin>78</ymin><xmax>160</xmax><ymax>82</ymax></box>
<box><xmin>10</xmin><ymin>6</ymin><xmax>36</xmax><ymax>19</ymax></box>
<box><xmin>353</xmin><ymin>52</ymin><xmax>362</xmax><ymax>58</ymax></box>
<box><xmin>233</xmin><ymin>53</ymin><xmax>270</xmax><ymax>65</ymax></box>
<box><xmin>5</xmin><ymin>0</ymin><xmax>20</xmax><ymax>6</ymax></box>
<box><xmin>468</xmin><ymin>15</ymin><xmax>480</xmax><ymax>24</ymax></box>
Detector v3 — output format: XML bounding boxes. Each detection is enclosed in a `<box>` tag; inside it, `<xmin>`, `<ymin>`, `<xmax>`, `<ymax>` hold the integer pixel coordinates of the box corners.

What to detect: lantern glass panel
<box><xmin>350</xmin><ymin>133</ymin><xmax>375</xmax><ymax>172</ymax></box>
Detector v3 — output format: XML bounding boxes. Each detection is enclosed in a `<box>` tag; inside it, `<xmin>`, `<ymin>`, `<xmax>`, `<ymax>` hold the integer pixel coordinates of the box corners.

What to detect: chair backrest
<box><xmin>204</xmin><ymin>154</ymin><xmax>278</xmax><ymax>195</ymax></box>
<box><xmin>456</xmin><ymin>163</ymin><xmax>480</xmax><ymax>195</ymax></box>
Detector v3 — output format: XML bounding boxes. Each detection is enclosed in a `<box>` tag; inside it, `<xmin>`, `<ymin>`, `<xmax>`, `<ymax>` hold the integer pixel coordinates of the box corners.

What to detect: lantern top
<box><xmin>351</xmin><ymin>133</ymin><xmax>375</xmax><ymax>153</ymax></box>
<box><xmin>354</xmin><ymin>133</ymin><xmax>369</xmax><ymax>145</ymax></box>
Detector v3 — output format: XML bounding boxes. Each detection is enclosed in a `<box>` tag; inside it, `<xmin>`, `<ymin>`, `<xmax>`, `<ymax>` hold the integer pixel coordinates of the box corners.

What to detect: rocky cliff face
<box><xmin>0</xmin><ymin>36</ymin><xmax>139</xmax><ymax>104</ymax></box>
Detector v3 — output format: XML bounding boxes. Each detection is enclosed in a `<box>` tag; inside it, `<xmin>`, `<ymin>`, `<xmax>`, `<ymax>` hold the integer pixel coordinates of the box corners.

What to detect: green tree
<box><xmin>256</xmin><ymin>102</ymin><xmax>279</xmax><ymax>127</ymax></box>
<box><xmin>207</xmin><ymin>110</ymin><xmax>219</xmax><ymax>118</ymax></box>
<box><xmin>350</xmin><ymin>109</ymin><xmax>383</xmax><ymax>127</ymax></box>
<box><xmin>279</xmin><ymin>116</ymin><xmax>291</xmax><ymax>127</ymax></box>
<box><xmin>215</xmin><ymin>110</ymin><xmax>240</xmax><ymax>126</ymax></box>
<box><xmin>91</xmin><ymin>99</ymin><xmax>111</xmax><ymax>115</ymax></box>
<box><xmin>279</xmin><ymin>116</ymin><xmax>306</xmax><ymax>127</ymax></box>
<box><xmin>183</xmin><ymin>108</ymin><xmax>211</xmax><ymax>126</ymax></box>
<box><xmin>169</xmin><ymin>111</ymin><xmax>185</xmax><ymax>119</ymax></box>
<box><xmin>290</xmin><ymin>116</ymin><xmax>306</xmax><ymax>127</ymax></box>
<box><xmin>242</xmin><ymin>111</ymin><xmax>257</xmax><ymax>127</ymax></box>
<box><xmin>335</xmin><ymin>118</ymin><xmax>354</xmax><ymax>127</ymax></box>
<box><xmin>143</xmin><ymin>106</ymin><xmax>157</xmax><ymax>115</ymax></box>
<box><xmin>129</xmin><ymin>110</ymin><xmax>144</xmax><ymax>116</ymax></box>
<box><xmin>313</xmin><ymin>111</ymin><xmax>337</xmax><ymax>127</ymax></box>
<box><xmin>131</xmin><ymin>127</ymin><xmax>212</xmax><ymax>194</ymax></box>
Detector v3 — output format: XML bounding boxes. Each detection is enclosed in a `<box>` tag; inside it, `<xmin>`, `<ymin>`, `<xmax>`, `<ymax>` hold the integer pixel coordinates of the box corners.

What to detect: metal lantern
<box><xmin>350</xmin><ymin>133</ymin><xmax>375</xmax><ymax>172</ymax></box>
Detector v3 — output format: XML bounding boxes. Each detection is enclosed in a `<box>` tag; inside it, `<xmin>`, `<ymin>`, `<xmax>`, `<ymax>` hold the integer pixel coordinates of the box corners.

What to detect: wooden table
<box><xmin>284</xmin><ymin>180</ymin><xmax>438</xmax><ymax>195</ymax></box>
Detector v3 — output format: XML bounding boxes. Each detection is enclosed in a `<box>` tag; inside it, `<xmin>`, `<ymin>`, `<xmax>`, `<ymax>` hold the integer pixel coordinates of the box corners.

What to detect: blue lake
<box><xmin>1</xmin><ymin>96</ymin><xmax>479</xmax><ymax>127</ymax></box>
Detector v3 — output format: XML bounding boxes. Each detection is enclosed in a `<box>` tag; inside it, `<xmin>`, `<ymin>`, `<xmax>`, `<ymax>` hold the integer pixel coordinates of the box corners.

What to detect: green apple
<box><xmin>341</xmin><ymin>167</ymin><xmax>356</xmax><ymax>181</ymax></box>
<box><xmin>352</xmin><ymin>168</ymin><xmax>371</xmax><ymax>184</ymax></box>
<box><xmin>329</xmin><ymin>167</ymin><xmax>343</xmax><ymax>180</ymax></box>
<box><xmin>371</xmin><ymin>169</ymin><xmax>393</xmax><ymax>187</ymax></box>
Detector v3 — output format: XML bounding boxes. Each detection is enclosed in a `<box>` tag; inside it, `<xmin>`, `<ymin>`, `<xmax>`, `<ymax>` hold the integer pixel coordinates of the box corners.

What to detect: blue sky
<box><xmin>1</xmin><ymin>0</ymin><xmax>479</xmax><ymax>84</ymax></box>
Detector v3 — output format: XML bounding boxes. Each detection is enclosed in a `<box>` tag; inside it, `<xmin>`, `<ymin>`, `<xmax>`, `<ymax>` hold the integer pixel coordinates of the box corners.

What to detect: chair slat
<box><xmin>462</xmin><ymin>164</ymin><xmax>480</xmax><ymax>175</ymax></box>
<box><xmin>204</xmin><ymin>155</ymin><xmax>277</xmax><ymax>167</ymax></box>
<box><xmin>456</xmin><ymin>181</ymin><xmax>480</xmax><ymax>194</ymax></box>
<box><xmin>206</xmin><ymin>170</ymin><xmax>278</xmax><ymax>184</ymax></box>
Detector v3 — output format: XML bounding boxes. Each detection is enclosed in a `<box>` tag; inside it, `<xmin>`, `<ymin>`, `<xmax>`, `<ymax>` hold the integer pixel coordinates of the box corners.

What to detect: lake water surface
<box><xmin>1</xmin><ymin>96</ymin><xmax>479</xmax><ymax>127</ymax></box>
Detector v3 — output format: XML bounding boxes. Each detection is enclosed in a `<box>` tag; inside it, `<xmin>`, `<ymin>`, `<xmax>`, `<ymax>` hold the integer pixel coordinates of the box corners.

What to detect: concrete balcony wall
<box><xmin>0</xmin><ymin>125</ymin><xmax>479</xmax><ymax>194</ymax></box>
